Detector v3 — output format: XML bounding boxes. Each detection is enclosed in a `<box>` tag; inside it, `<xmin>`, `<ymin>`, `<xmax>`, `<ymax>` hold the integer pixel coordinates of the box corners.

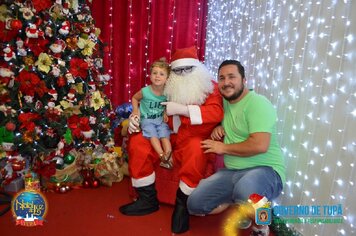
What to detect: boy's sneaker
<box><xmin>159</xmin><ymin>152</ymin><xmax>173</xmax><ymax>169</ymax></box>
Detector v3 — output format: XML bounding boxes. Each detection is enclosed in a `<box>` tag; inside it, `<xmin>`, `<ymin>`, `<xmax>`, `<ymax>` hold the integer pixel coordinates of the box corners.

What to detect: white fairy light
<box><xmin>205</xmin><ymin>1</ymin><xmax>355</xmax><ymax>234</ymax></box>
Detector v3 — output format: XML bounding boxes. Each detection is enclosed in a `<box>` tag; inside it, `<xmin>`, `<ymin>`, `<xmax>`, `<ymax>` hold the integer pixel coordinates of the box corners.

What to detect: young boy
<box><xmin>131</xmin><ymin>58</ymin><xmax>173</xmax><ymax>169</ymax></box>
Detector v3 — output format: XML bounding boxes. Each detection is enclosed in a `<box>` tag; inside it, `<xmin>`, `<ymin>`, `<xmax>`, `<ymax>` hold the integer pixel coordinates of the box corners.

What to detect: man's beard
<box><xmin>222</xmin><ymin>83</ymin><xmax>244</xmax><ymax>101</ymax></box>
<box><xmin>164</xmin><ymin>63</ymin><xmax>213</xmax><ymax>105</ymax></box>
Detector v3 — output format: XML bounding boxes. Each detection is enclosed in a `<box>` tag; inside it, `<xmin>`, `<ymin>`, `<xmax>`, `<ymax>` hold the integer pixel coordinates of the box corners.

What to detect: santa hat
<box><xmin>88</xmin><ymin>81</ymin><xmax>96</xmax><ymax>88</ymax></box>
<box><xmin>49</xmin><ymin>89</ymin><xmax>57</xmax><ymax>96</ymax></box>
<box><xmin>170</xmin><ymin>46</ymin><xmax>201</xmax><ymax>69</ymax></box>
<box><xmin>248</xmin><ymin>193</ymin><xmax>269</xmax><ymax>210</ymax></box>
<box><xmin>68</xmin><ymin>88</ymin><xmax>76</xmax><ymax>95</ymax></box>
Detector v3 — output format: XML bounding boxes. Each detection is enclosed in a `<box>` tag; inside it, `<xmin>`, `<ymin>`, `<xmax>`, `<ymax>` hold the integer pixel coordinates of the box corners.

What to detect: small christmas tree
<box><xmin>0</xmin><ymin>0</ymin><xmax>115</xmax><ymax>189</ymax></box>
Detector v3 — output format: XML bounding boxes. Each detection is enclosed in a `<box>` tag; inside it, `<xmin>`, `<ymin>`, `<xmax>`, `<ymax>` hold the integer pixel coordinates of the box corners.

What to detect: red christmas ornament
<box><xmin>5</xmin><ymin>121</ymin><xmax>16</xmax><ymax>131</ymax></box>
<box><xmin>91</xmin><ymin>180</ymin><xmax>99</xmax><ymax>188</ymax></box>
<box><xmin>59</xmin><ymin>186</ymin><xmax>67</xmax><ymax>193</ymax></box>
<box><xmin>10</xmin><ymin>19</ymin><xmax>22</xmax><ymax>31</ymax></box>
<box><xmin>83</xmin><ymin>180</ymin><xmax>90</xmax><ymax>188</ymax></box>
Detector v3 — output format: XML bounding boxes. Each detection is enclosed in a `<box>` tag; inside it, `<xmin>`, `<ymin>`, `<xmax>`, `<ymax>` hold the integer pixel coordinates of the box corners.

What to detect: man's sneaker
<box><xmin>250</xmin><ymin>225</ymin><xmax>270</xmax><ymax>236</ymax></box>
<box><xmin>237</xmin><ymin>218</ymin><xmax>252</xmax><ymax>229</ymax></box>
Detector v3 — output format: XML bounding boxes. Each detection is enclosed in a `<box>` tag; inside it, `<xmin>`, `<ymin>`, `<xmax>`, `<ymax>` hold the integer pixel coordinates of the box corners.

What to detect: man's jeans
<box><xmin>187</xmin><ymin>166</ymin><xmax>283</xmax><ymax>215</ymax></box>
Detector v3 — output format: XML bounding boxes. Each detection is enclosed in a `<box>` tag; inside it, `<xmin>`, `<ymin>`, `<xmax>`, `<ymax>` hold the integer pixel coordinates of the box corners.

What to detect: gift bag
<box><xmin>41</xmin><ymin>160</ymin><xmax>83</xmax><ymax>189</ymax></box>
<box><xmin>93</xmin><ymin>153</ymin><xmax>124</xmax><ymax>186</ymax></box>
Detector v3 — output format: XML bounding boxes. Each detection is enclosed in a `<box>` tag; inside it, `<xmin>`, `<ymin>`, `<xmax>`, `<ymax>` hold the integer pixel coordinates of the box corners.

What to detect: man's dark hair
<box><xmin>218</xmin><ymin>60</ymin><xmax>245</xmax><ymax>79</ymax></box>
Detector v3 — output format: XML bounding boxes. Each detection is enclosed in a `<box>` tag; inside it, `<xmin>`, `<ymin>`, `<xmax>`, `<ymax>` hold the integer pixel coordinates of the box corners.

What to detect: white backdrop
<box><xmin>205</xmin><ymin>0</ymin><xmax>356</xmax><ymax>235</ymax></box>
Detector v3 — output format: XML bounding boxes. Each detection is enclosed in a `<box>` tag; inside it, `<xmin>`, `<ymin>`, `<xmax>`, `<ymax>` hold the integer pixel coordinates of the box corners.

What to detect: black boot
<box><xmin>171</xmin><ymin>188</ymin><xmax>189</xmax><ymax>234</ymax></box>
<box><xmin>119</xmin><ymin>183</ymin><xmax>159</xmax><ymax>216</ymax></box>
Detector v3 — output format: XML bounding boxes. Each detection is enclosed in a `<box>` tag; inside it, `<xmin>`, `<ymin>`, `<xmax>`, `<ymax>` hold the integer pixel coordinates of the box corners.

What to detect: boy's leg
<box><xmin>150</xmin><ymin>137</ymin><xmax>163</xmax><ymax>155</ymax></box>
<box><xmin>160</xmin><ymin>137</ymin><xmax>173</xmax><ymax>168</ymax></box>
<box><xmin>161</xmin><ymin>137</ymin><xmax>172</xmax><ymax>155</ymax></box>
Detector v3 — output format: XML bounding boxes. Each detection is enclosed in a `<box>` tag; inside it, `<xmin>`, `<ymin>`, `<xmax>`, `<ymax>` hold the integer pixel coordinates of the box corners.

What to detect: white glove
<box><xmin>128</xmin><ymin>114</ymin><xmax>140</xmax><ymax>134</ymax></box>
<box><xmin>161</xmin><ymin>102</ymin><xmax>189</xmax><ymax>117</ymax></box>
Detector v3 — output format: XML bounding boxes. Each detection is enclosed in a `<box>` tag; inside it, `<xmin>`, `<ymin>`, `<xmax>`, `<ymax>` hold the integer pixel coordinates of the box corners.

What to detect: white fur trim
<box><xmin>252</xmin><ymin>197</ymin><xmax>268</xmax><ymax>209</ymax></box>
<box><xmin>131</xmin><ymin>172</ymin><xmax>155</xmax><ymax>187</ymax></box>
<box><xmin>188</xmin><ymin>105</ymin><xmax>202</xmax><ymax>125</ymax></box>
<box><xmin>179</xmin><ymin>180</ymin><xmax>195</xmax><ymax>195</ymax></box>
<box><xmin>171</xmin><ymin>58</ymin><xmax>201</xmax><ymax>69</ymax></box>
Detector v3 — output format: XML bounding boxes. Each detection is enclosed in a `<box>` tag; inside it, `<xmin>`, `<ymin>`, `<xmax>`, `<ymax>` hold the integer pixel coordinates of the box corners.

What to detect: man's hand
<box><xmin>161</xmin><ymin>102</ymin><xmax>189</xmax><ymax>117</ymax></box>
<box><xmin>210</xmin><ymin>125</ymin><xmax>225</xmax><ymax>141</ymax></box>
<box><xmin>128</xmin><ymin>114</ymin><xmax>140</xmax><ymax>134</ymax></box>
<box><xmin>201</xmin><ymin>139</ymin><xmax>225</xmax><ymax>155</ymax></box>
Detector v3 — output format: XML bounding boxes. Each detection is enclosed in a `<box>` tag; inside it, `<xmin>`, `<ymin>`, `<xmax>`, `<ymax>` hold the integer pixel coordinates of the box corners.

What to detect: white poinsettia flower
<box><xmin>35</xmin><ymin>53</ymin><xmax>53</xmax><ymax>73</ymax></box>
<box><xmin>90</xmin><ymin>91</ymin><xmax>105</xmax><ymax>111</ymax></box>
<box><xmin>77</xmin><ymin>37</ymin><xmax>96</xmax><ymax>56</ymax></box>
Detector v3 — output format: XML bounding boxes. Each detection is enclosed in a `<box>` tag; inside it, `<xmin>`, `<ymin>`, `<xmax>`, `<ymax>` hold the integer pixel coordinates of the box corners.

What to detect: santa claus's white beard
<box><xmin>164</xmin><ymin>64</ymin><xmax>213</xmax><ymax>105</ymax></box>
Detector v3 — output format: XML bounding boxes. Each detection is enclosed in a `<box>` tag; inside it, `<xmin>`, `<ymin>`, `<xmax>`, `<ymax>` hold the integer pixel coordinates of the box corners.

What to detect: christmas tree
<box><xmin>0</xmin><ymin>0</ymin><xmax>118</xmax><ymax>191</ymax></box>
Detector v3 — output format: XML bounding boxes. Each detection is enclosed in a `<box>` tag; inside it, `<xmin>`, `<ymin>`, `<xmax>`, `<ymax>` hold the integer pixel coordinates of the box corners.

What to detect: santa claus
<box><xmin>47</xmin><ymin>89</ymin><xmax>58</xmax><ymax>108</ymax></box>
<box><xmin>119</xmin><ymin>46</ymin><xmax>223</xmax><ymax>234</ymax></box>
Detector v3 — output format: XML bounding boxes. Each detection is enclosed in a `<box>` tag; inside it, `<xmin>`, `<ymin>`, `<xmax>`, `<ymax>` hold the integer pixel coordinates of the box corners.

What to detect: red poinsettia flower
<box><xmin>33</xmin><ymin>159</ymin><xmax>56</xmax><ymax>178</ymax></box>
<box><xmin>44</xmin><ymin>108</ymin><xmax>61</xmax><ymax>122</ymax></box>
<box><xmin>67</xmin><ymin>115</ymin><xmax>79</xmax><ymax>130</ymax></box>
<box><xmin>18</xmin><ymin>112</ymin><xmax>41</xmax><ymax>131</ymax></box>
<box><xmin>67</xmin><ymin>115</ymin><xmax>92</xmax><ymax>138</ymax></box>
<box><xmin>26</xmin><ymin>38</ymin><xmax>49</xmax><ymax>57</ymax></box>
<box><xmin>16</xmin><ymin>70</ymin><xmax>41</xmax><ymax>96</ymax></box>
<box><xmin>18</xmin><ymin>112</ymin><xmax>41</xmax><ymax>122</ymax></box>
<box><xmin>70</xmin><ymin>58</ymin><xmax>89</xmax><ymax>79</ymax></box>
<box><xmin>67</xmin><ymin>115</ymin><xmax>81</xmax><ymax>138</ymax></box>
<box><xmin>36</xmin><ymin>80</ymin><xmax>49</xmax><ymax>97</ymax></box>
<box><xmin>15</xmin><ymin>70</ymin><xmax>48</xmax><ymax>97</ymax></box>
<box><xmin>0</xmin><ymin>21</ymin><xmax>18</xmax><ymax>42</ymax></box>
<box><xmin>79</xmin><ymin>116</ymin><xmax>91</xmax><ymax>131</ymax></box>
<box><xmin>32</xmin><ymin>0</ymin><xmax>52</xmax><ymax>13</ymax></box>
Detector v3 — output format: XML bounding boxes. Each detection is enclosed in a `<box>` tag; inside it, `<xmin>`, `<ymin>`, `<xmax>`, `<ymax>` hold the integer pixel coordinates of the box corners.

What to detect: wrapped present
<box><xmin>93</xmin><ymin>152</ymin><xmax>124</xmax><ymax>186</ymax></box>
<box><xmin>24</xmin><ymin>172</ymin><xmax>41</xmax><ymax>191</ymax></box>
<box><xmin>4</xmin><ymin>177</ymin><xmax>24</xmax><ymax>193</ymax></box>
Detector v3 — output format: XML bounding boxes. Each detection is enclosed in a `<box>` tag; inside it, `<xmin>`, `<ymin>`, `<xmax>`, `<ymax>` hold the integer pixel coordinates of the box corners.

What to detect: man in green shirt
<box><xmin>187</xmin><ymin>60</ymin><xmax>285</xmax><ymax>235</ymax></box>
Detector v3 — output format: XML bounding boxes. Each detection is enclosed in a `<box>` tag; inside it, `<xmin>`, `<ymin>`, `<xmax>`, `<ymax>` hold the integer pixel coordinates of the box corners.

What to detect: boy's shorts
<box><xmin>141</xmin><ymin>117</ymin><xmax>170</xmax><ymax>139</ymax></box>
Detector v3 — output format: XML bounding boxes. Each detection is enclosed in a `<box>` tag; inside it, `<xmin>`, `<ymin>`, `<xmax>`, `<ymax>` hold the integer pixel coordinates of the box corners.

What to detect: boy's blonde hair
<box><xmin>150</xmin><ymin>57</ymin><xmax>170</xmax><ymax>75</ymax></box>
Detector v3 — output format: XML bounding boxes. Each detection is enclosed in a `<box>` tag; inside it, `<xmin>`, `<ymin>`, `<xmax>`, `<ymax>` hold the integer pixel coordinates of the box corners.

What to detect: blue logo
<box><xmin>256</xmin><ymin>208</ymin><xmax>272</xmax><ymax>225</ymax></box>
<box><xmin>11</xmin><ymin>190</ymin><xmax>48</xmax><ymax>226</ymax></box>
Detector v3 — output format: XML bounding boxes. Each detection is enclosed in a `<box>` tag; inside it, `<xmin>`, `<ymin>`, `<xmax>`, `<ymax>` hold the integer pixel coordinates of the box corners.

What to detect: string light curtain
<box><xmin>205</xmin><ymin>0</ymin><xmax>356</xmax><ymax>235</ymax></box>
<box><xmin>91</xmin><ymin>0</ymin><xmax>208</xmax><ymax>106</ymax></box>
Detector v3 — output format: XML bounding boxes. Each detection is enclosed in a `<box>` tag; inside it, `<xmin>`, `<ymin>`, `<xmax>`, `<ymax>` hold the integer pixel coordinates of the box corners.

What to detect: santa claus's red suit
<box><xmin>119</xmin><ymin>46</ymin><xmax>223</xmax><ymax>234</ymax></box>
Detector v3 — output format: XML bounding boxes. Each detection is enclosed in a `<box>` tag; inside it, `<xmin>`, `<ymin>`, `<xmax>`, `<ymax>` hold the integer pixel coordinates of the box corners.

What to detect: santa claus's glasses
<box><xmin>171</xmin><ymin>66</ymin><xmax>195</xmax><ymax>75</ymax></box>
